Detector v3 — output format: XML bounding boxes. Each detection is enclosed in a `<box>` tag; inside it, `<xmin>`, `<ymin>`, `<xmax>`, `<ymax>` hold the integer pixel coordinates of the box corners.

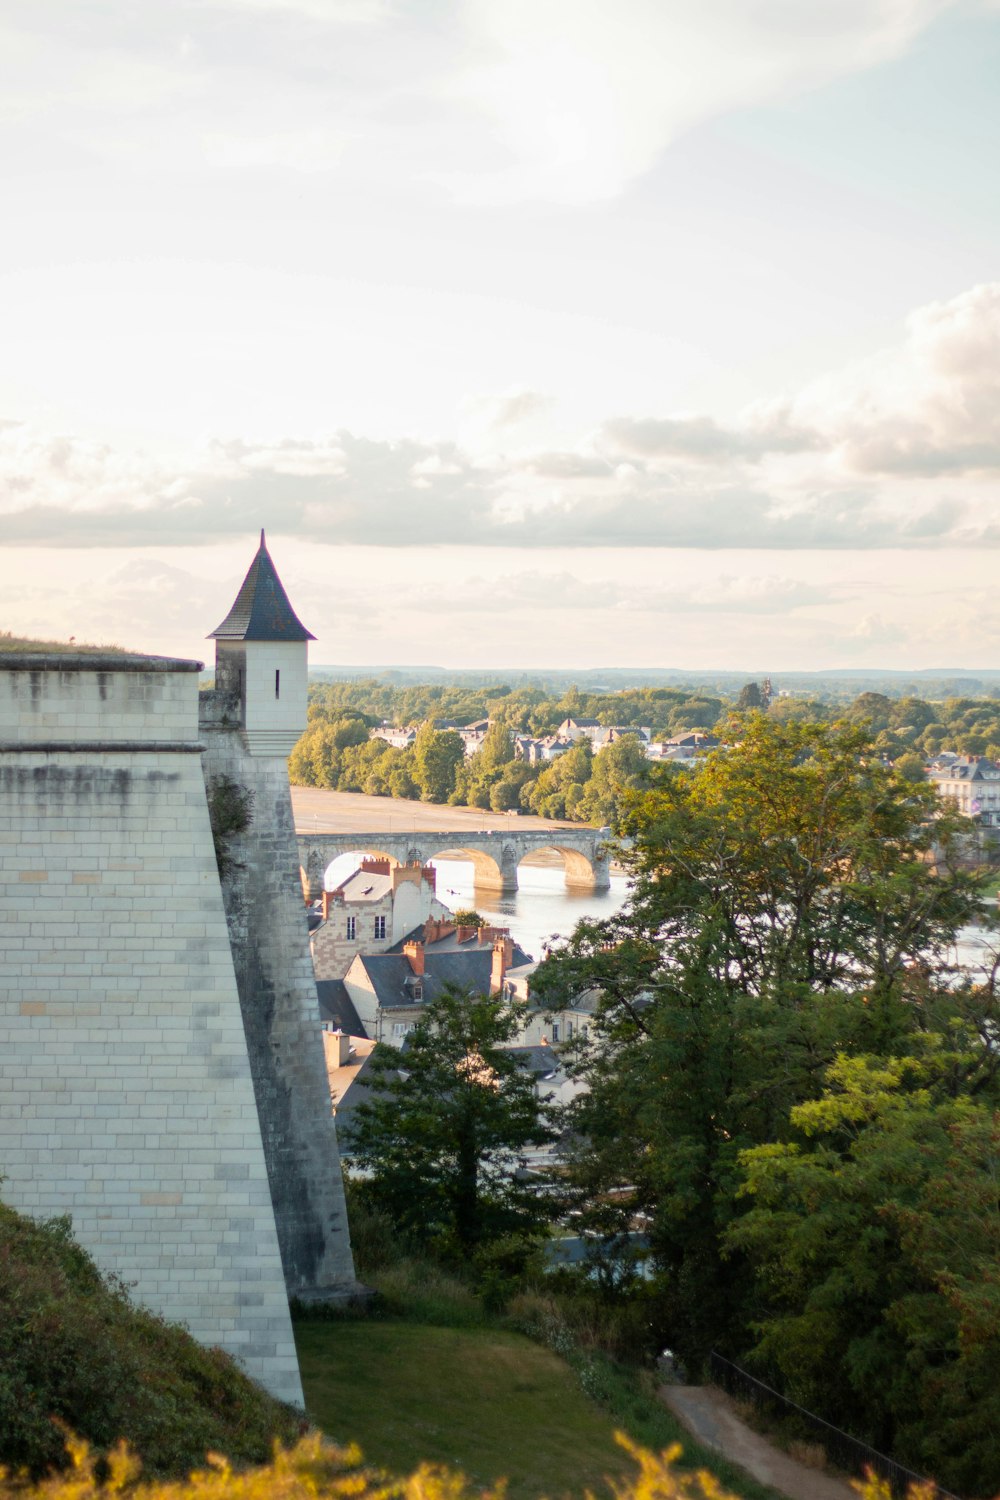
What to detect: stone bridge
<box><xmin>297</xmin><ymin>827</ymin><xmax>611</xmax><ymax>901</ymax></box>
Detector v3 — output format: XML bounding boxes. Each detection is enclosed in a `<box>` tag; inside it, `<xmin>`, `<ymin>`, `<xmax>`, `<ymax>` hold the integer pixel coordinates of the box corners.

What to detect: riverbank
<box><xmin>291</xmin><ymin>785</ymin><xmax>584</xmax><ymax>835</ymax></box>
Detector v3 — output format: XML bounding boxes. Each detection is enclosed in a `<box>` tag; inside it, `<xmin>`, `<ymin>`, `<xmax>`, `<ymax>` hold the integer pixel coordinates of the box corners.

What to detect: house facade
<box><xmin>311</xmin><ymin>857</ymin><xmax>453</xmax><ymax>980</ymax></box>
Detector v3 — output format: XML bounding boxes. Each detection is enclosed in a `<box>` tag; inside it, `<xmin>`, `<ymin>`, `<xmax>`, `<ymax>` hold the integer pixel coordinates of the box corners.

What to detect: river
<box><xmin>429</xmin><ymin>854</ymin><xmax>631</xmax><ymax>962</ymax></box>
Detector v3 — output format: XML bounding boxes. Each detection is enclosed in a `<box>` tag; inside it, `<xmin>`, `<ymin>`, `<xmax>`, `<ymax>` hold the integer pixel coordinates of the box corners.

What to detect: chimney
<box><xmin>404</xmin><ymin>940</ymin><xmax>425</xmax><ymax>977</ymax></box>
<box><xmin>322</xmin><ymin>890</ymin><xmax>333</xmax><ymax>921</ymax></box>
<box><xmin>490</xmin><ymin>935</ymin><xmax>514</xmax><ymax>994</ymax></box>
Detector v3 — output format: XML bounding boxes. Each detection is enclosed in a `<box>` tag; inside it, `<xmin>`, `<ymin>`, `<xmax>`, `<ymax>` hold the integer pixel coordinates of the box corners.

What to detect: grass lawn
<box><xmin>295</xmin><ymin>1319</ymin><xmax>779</xmax><ymax>1500</ymax></box>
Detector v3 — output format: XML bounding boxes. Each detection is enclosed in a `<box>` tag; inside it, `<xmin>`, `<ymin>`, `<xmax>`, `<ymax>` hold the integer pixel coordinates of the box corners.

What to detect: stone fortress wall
<box><xmin>199</xmin><ymin>689</ymin><xmax>355</xmax><ymax>1297</ymax></box>
<box><xmin>0</xmin><ymin>654</ymin><xmax>304</xmax><ymax>1405</ymax></box>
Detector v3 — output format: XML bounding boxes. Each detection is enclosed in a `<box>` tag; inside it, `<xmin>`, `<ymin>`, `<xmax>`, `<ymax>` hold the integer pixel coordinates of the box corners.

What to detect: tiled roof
<box><xmin>355</xmin><ymin>944</ymin><xmax>531</xmax><ymax>1011</ymax></box>
<box><xmin>209</xmin><ymin>531</ymin><xmax>315</xmax><ymax>642</ymax></box>
<box><xmin>316</xmin><ymin>980</ymin><xmax>365</xmax><ymax>1036</ymax></box>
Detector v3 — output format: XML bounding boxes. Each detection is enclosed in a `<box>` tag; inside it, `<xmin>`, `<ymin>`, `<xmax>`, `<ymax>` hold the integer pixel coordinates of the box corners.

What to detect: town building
<box><xmin>926</xmin><ymin>754</ymin><xmax>1000</xmax><ymax>825</ymax></box>
<box><xmin>311</xmin><ymin>856</ymin><xmax>454</xmax><ymax>980</ymax></box>
<box><xmin>342</xmin><ymin>928</ymin><xmax>531</xmax><ymax>1042</ymax></box>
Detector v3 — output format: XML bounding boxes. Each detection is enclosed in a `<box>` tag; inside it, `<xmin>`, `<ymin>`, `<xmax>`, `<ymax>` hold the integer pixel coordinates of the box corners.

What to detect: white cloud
<box><xmin>4</xmin><ymin>282</ymin><xmax>1000</xmax><ymax>554</ymax></box>
<box><xmin>441</xmin><ymin>0</ymin><xmax>956</xmax><ymax>202</ymax></box>
<box><xmin>0</xmin><ymin>0</ymin><xmax>966</xmax><ymax>203</ymax></box>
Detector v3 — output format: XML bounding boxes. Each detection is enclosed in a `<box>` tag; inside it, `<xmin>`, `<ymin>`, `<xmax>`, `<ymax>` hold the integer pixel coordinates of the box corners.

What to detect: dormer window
<box><xmin>412</xmin><ymin>982</ymin><xmax>423</xmax><ymax>1001</ymax></box>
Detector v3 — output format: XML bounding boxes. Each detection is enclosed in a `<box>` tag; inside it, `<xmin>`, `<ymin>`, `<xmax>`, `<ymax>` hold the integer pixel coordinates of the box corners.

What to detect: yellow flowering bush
<box><xmin>0</xmin><ymin>1433</ymin><xmax>965</xmax><ymax>1500</ymax></box>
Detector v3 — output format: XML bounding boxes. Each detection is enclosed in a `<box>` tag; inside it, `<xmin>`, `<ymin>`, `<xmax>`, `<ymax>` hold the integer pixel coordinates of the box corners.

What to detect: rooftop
<box><xmin>209</xmin><ymin>531</ymin><xmax>315</xmax><ymax>643</ymax></box>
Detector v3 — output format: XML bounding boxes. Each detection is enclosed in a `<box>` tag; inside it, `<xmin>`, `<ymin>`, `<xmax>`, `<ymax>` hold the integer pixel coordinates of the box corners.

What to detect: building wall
<box><xmin>312</xmin><ymin>890</ymin><xmax>394</xmax><ymax>981</ymax></box>
<box><xmin>343</xmin><ymin>958</ymin><xmax>379</xmax><ymax>1037</ymax></box>
<box><xmin>0</xmin><ymin>655</ymin><xmax>303</xmax><ymax>1405</ymax></box>
<box><xmin>200</xmin><ymin>706</ymin><xmax>357</xmax><ymax>1300</ymax></box>
<box><xmin>243</xmin><ymin>642</ymin><xmax>309</xmax><ymax>757</ymax></box>
<box><xmin>311</xmin><ymin>864</ymin><xmax>451</xmax><ymax>982</ymax></box>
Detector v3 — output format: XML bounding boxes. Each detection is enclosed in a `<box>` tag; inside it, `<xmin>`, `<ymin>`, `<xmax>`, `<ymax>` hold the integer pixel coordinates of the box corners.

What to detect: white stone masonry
<box><xmin>0</xmin><ymin>654</ymin><xmax>303</xmax><ymax>1406</ymax></box>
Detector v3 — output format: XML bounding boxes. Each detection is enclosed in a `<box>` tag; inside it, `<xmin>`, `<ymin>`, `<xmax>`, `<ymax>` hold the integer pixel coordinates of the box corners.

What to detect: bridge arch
<box><xmin>425</xmin><ymin>844</ymin><xmax>507</xmax><ymax>892</ymax></box>
<box><xmin>299</xmin><ymin>843</ymin><xmax>402</xmax><ymax>904</ymax></box>
<box><xmin>524</xmin><ymin>842</ymin><xmax>605</xmax><ymax>891</ymax></box>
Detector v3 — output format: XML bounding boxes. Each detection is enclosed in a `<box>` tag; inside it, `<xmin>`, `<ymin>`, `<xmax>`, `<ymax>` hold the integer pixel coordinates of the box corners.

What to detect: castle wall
<box><xmin>200</xmin><ymin>703</ymin><xmax>356</xmax><ymax>1299</ymax></box>
<box><xmin>0</xmin><ymin>655</ymin><xmax>303</xmax><ymax>1406</ymax></box>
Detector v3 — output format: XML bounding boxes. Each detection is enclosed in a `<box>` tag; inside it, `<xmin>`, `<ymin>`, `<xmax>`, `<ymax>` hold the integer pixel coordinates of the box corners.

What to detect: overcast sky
<box><xmin>3</xmin><ymin>0</ymin><xmax>1000</xmax><ymax>671</ymax></box>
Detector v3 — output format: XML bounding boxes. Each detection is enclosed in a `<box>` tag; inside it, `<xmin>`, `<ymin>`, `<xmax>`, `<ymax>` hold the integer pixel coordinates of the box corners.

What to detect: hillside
<box><xmin>0</xmin><ymin>1204</ymin><xmax>301</xmax><ymax>1478</ymax></box>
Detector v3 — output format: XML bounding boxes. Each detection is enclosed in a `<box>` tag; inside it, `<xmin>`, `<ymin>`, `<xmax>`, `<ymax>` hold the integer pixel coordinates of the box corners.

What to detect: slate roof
<box><xmin>505</xmin><ymin>1044</ymin><xmax>560</xmax><ymax>1080</ymax></box>
<box><xmin>316</xmin><ymin>980</ymin><xmax>365</xmax><ymax>1036</ymax></box>
<box><xmin>354</xmin><ymin>944</ymin><xmax>532</xmax><ymax>1011</ymax></box>
<box><xmin>209</xmin><ymin>531</ymin><xmax>315</xmax><ymax>642</ymax></box>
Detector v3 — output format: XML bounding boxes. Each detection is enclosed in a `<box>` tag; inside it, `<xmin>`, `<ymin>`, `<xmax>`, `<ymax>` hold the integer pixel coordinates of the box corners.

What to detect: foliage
<box><xmin>205</xmin><ymin>775</ymin><xmax>254</xmax><ymax>879</ymax></box>
<box><xmin>343</xmin><ymin>984</ymin><xmax>556</xmax><ymax>1255</ymax></box>
<box><xmin>532</xmin><ymin>717</ymin><xmax>992</xmax><ymax>1386</ymax></box>
<box><xmin>730</xmin><ymin>1058</ymin><xmax>1000</xmax><ymax>1495</ymax></box>
<box><xmin>413</xmin><ymin>722</ymin><xmax>465</xmax><ymax>803</ymax></box>
<box><xmin>3</xmin><ymin>1428</ymin><xmax>965</xmax><ymax>1500</ymax></box>
<box><xmin>0</xmin><ymin>1206</ymin><xmax>300</xmax><ymax>1480</ymax></box>
<box><xmin>292</xmin><ymin>673</ymin><xmax>1000</xmax><ymax>829</ymax></box>
<box><xmin>452</xmin><ymin>909</ymin><xmax>485</xmax><ymax>928</ymax></box>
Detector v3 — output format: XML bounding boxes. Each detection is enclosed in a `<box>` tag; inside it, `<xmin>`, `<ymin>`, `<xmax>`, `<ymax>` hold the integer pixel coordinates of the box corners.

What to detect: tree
<box><xmin>532</xmin><ymin>718</ymin><xmax>988</xmax><ymax>1368</ymax></box>
<box><xmin>413</xmin><ymin>721</ymin><xmax>465</xmax><ymax>803</ymax></box>
<box><xmin>735</xmin><ymin>681</ymin><xmax>763</xmax><ymax>711</ymax></box>
<box><xmin>578</xmin><ymin>735</ymin><xmax>650</xmax><ymax>827</ymax></box>
<box><xmin>344</xmin><ymin>985</ymin><xmax>556</xmax><ymax>1254</ymax></box>
<box><xmin>731</xmin><ymin>1052</ymin><xmax>1000</xmax><ymax>1496</ymax></box>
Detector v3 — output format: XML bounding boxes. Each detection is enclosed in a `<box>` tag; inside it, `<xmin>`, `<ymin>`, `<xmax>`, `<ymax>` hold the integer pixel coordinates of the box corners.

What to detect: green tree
<box><xmin>577</xmin><ymin>735</ymin><xmax>650</xmax><ymax>827</ymax></box>
<box><xmin>413</xmin><ymin>721</ymin><xmax>465</xmax><ymax>803</ymax></box>
<box><xmin>532</xmin><ymin>718</ymin><xmax>987</xmax><ymax>1368</ymax></box>
<box><xmin>344</xmin><ymin>985</ymin><xmax>556</xmax><ymax>1254</ymax></box>
<box><xmin>893</xmin><ymin>750</ymin><xmax>926</xmax><ymax>782</ymax></box>
<box><xmin>731</xmin><ymin>1052</ymin><xmax>1000</xmax><ymax>1495</ymax></box>
<box><xmin>735</xmin><ymin>681</ymin><xmax>763</xmax><ymax>710</ymax></box>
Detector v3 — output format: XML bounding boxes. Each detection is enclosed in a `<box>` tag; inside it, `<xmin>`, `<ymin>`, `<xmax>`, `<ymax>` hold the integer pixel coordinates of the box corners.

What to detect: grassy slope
<box><xmin>296</xmin><ymin>1319</ymin><xmax>781</xmax><ymax>1500</ymax></box>
<box><xmin>0</xmin><ymin>1206</ymin><xmax>301</xmax><ymax>1478</ymax></box>
<box><xmin>0</xmin><ymin>633</ymin><xmax>128</xmax><ymax>653</ymax></box>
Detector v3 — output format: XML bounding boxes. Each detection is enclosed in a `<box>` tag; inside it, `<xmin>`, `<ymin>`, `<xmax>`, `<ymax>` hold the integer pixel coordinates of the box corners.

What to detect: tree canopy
<box><xmin>343</xmin><ymin>985</ymin><xmax>556</xmax><ymax>1256</ymax></box>
<box><xmin>532</xmin><ymin>716</ymin><xmax>998</xmax><ymax>1493</ymax></box>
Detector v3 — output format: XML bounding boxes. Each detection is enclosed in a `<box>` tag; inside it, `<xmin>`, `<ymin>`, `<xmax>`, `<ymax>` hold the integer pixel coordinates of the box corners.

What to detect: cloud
<box><xmin>0</xmin><ymin>0</ymin><xmax>964</xmax><ymax>204</ymax></box>
<box><xmin>5</xmin><ymin>282</ymin><xmax>1000</xmax><ymax>553</ymax></box>
<box><xmin>441</xmin><ymin>0</ymin><xmax>957</xmax><ymax>202</ymax></box>
<box><xmin>599</xmin><ymin>413</ymin><xmax>818</xmax><ymax>463</ymax></box>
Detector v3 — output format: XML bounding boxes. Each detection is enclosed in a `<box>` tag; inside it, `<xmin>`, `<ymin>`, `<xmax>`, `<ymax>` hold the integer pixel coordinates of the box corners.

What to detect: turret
<box><xmin>209</xmin><ymin>530</ymin><xmax>315</xmax><ymax>757</ymax></box>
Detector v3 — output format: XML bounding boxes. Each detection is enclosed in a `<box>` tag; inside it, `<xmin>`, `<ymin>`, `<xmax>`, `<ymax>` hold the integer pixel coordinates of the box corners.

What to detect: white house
<box><xmin>926</xmin><ymin>755</ymin><xmax>1000</xmax><ymax>826</ymax></box>
<box><xmin>311</xmin><ymin>857</ymin><xmax>454</xmax><ymax>980</ymax></box>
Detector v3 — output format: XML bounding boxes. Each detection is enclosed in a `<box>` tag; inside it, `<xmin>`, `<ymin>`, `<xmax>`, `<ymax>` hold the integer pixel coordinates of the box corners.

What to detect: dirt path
<box><xmin>660</xmin><ymin>1385</ymin><xmax>857</xmax><ymax>1500</ymax></box>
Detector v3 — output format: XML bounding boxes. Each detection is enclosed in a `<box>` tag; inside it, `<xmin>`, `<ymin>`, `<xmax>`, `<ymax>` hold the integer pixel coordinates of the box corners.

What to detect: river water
<box><xmin>430</xmin><ymin>856</ymin><xmax>631</xmax><ymax>962</ymax></box>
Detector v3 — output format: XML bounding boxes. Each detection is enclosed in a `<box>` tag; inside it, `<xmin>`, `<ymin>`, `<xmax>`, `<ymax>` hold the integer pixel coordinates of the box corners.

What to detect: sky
<box><xmin>3</xmin><ymin>0</ymin><xmax>1000</xmax><ymax>673</ymax></box>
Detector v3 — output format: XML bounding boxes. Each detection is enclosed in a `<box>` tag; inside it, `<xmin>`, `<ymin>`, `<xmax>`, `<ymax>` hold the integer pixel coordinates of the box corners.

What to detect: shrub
<box><xmin>0</xmin><ymin>1206</ymin><xmax>300</xmax><ymax>1479</ymax></box>
<box><xmin>0</xmin><ymin>1430</ymin><xmax>953</xmax><ymax>1500</ymax></box>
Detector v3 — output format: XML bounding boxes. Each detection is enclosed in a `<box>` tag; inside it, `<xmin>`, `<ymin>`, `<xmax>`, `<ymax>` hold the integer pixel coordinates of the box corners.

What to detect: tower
<box><xmin>210</xmin><ymin>530</ymin><xmax>315</xmax><ymax>757</ymax></box>
<box><xmin>201</xmin><ymin>534</ymin><xmax>358</xmax><ymax>1303</ymax></box>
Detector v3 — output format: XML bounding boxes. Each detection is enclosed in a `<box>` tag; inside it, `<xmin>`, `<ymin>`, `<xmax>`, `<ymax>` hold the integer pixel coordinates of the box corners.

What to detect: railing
<box><xmin>708</xmin><ymin>1352</ymin><xmax>960</xmax><ymax>1500</ymax></box>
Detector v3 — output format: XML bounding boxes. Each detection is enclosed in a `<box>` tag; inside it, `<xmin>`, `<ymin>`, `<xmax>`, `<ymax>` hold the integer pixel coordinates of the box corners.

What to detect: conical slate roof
<box><xmin>209</xmin><ymin>531</ymin><xmax>316</xmax><ymax>642</ymax></box>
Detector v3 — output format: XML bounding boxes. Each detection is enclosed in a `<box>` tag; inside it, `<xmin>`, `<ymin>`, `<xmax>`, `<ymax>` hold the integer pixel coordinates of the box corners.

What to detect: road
<box><xmin>291</xmin><ymin>786</ymin><xmax>582</xmax><ymax>835</ymax></box>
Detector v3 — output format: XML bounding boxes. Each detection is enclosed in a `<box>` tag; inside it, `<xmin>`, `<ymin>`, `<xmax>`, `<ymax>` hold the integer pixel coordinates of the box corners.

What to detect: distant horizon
<box><xmin>306</xmin><ymin>663</ymin><xmax>1000</xmax><ymax>687</ymax></box>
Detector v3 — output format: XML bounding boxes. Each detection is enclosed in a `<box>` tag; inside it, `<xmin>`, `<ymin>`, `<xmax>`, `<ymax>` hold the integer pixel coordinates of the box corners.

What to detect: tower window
<box><xmin>275</xmin><ymin>669</ymin><xmax>280</xmax><ymax>699</ymax></box>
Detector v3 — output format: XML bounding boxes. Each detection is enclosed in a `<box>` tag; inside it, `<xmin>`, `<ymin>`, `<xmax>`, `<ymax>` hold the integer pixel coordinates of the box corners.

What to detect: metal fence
<box><xmin>708</xmin><ymin>1352</ymin><xmax>961</xmax><ymax>1500</ymax></box>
